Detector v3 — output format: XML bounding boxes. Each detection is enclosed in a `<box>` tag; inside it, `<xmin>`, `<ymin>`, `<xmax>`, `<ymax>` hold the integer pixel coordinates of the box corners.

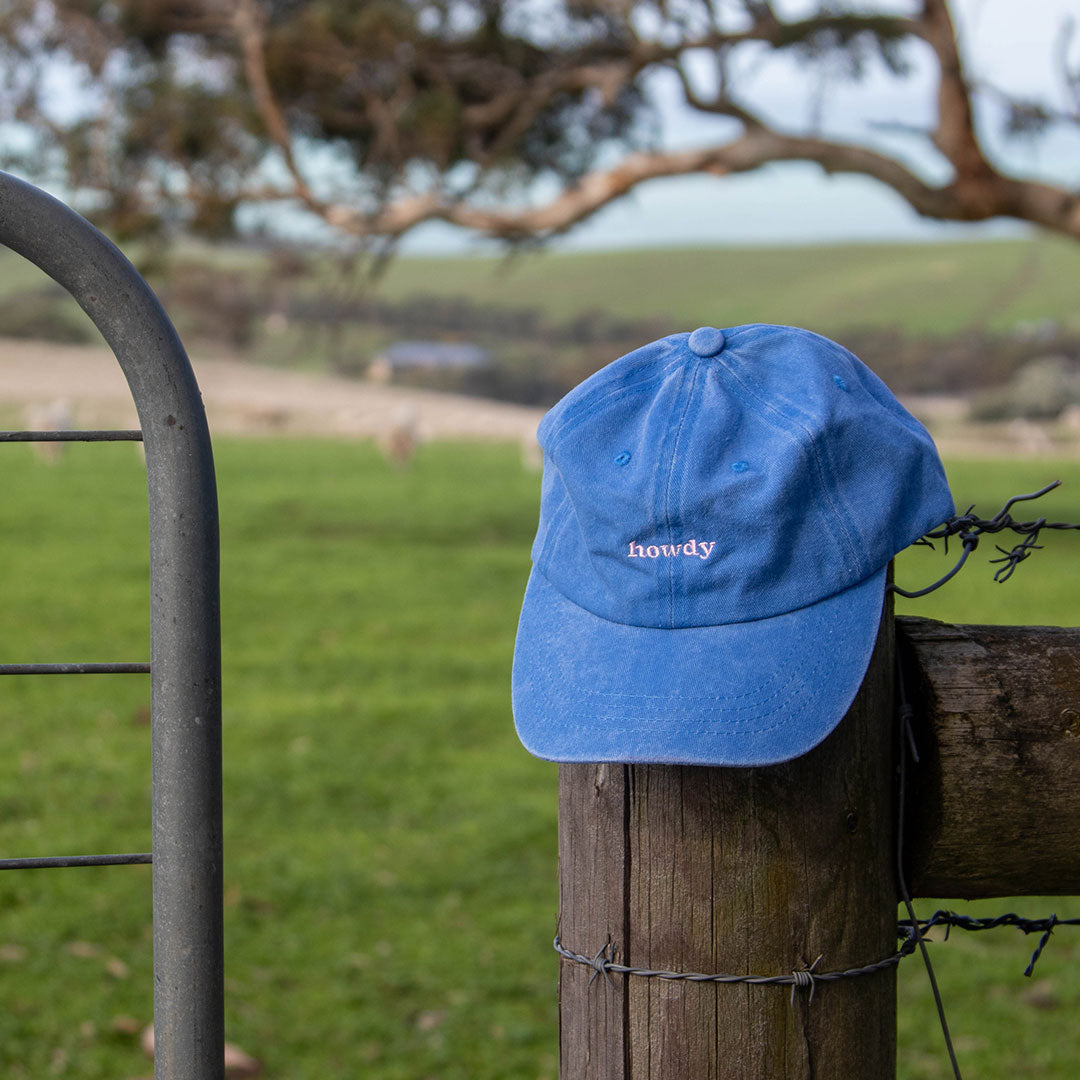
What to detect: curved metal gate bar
<box><xmin>0</xmin><ymin>172</ymin><xmax>224</xmax><ymax>1080</ymax></box>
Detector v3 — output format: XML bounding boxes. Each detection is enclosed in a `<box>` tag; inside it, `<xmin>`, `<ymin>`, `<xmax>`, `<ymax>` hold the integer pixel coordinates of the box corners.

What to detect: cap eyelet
<box><xmin>731</xmin><ymin>460</ymin><xmax>749</xmax><ymax>473</ymax></box>
<box><xmin>833</xmin><ymin>374</ymin><xmax>849</xmax><ymax>392</ymax></box>
<box><xmin>614</xmin><ymin>451</ymin><xmax>632</xmax><ymax>466</ymax></box>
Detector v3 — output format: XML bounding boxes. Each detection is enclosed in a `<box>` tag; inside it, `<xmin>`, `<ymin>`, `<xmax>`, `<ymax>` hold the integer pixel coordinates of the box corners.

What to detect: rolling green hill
<box><xmin>374</xmin><ymin>235</ymin><xmax>1080</xmax><ymax>337</ymax></box>
<box><xmin>4</xmin><ymin>234</ymin><xmax>1077</xmax><ymax>341</ymax></box>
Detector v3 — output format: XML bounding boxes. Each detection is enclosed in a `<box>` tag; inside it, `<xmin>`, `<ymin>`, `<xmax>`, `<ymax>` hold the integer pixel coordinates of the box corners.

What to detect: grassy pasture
<box><xmin>0</xmin><ymin>437</ymin><xmax>1078</xmax><ymax>1079</ymax></box>
<box><xmin>373</xmin><ymin>235</ymin><xmax>1080</xmax><ymax>337</ymax></box>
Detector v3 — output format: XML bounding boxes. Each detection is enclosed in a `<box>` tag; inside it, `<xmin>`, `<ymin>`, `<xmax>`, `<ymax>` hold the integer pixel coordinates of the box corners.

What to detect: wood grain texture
<box><xmin>559</xmin><ymin>762</ymin><xmax>631</xmax><ymax>1080</ymax></box>
<box><xmin>898</xmin><ymin>616</ymin><xmax>1080</xmax><ymax>898</ymax></box>
<box><xmin>558</xmin><ymin>607</ymin><xmax>897</xmax><ymax>1080</ymax></box>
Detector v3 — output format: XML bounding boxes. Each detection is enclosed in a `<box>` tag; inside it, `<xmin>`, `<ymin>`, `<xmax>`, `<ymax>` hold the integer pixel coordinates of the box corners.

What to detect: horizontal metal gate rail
<box><xmin>0</xmin><ymin>853</ymin><xmax>155</xmax><ymax>870</ymax></box>
<box><xmin>0</xmin><ymin>429</ymin><xmax>143</xmax><ymax>441</ymax></box>
<box><xmin>0</xmin><ymin>663</ymin><xmax>152</xmax><ymax>674</ymax></box>
<box><xmin>0</xmin><ymin>171</ymin><xmax>224</xmax><ymax>1080</ymax></box>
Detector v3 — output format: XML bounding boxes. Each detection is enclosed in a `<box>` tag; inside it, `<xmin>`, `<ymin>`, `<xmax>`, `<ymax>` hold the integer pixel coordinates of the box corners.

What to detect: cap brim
<box><xmin>512</xmin><ymin>565</ymin><xmax>886</xmax><ymax>766</ymax></box>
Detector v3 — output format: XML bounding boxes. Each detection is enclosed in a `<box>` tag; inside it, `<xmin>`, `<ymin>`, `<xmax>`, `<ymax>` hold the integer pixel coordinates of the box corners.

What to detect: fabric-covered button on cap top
<box><xmin>688</xmin><ymin>326</ymin><xmax>726</xmax><ymax>357</ymax></box>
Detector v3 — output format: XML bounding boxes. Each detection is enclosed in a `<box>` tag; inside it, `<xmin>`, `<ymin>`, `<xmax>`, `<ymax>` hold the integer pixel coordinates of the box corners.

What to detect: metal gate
<box><xmin>0</xmin><ymin>171</ymin><xmax>224</xmax><ymax>1080</ymax></box>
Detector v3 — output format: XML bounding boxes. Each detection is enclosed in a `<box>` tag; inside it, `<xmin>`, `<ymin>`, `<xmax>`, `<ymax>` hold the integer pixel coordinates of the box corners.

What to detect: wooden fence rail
<box><xmin>557</xmin><ymin>608</ymin><xmax>1080</xmax><ymax>1079</ymax></box>
<box><xmin>899</xmin><ymin>617</ymin><xmax>1080</xmax><ymax>898</ymax></box>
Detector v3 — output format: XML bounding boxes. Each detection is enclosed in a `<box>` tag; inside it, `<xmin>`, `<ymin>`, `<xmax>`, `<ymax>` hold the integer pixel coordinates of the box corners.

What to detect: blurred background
<box><xmin>0</xmin><ymin>1</ymin><xmax>1078</xmax><ymax>1077</ymax></box>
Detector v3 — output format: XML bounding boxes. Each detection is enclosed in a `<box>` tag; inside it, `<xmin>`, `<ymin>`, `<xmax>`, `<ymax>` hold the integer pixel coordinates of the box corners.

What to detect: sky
<box><xmin>396</xmin><ymin>0</ymin><xmax>1080</xmax><ymax>253</ymax></box>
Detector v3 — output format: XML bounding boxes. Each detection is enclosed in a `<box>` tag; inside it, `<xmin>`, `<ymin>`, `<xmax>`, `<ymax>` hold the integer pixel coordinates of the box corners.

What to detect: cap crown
<box><xmin>533</xmin><ymin>324</ymin><xmax>953</xmax><ymax>629</ymax></box>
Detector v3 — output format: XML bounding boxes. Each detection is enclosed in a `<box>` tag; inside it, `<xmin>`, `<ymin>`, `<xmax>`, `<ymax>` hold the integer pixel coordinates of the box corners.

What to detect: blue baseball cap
<box><xmin>512</xmin><ymin>324</ymin><xmax>954</xmax><ymax>766</ymax></box>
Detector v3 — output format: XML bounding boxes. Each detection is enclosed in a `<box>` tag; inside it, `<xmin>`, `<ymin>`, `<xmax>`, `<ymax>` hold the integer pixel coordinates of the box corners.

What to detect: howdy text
<box><xmin>628</xmin><ymin>540</ymin><xmax>716</xmax><ymax>560</ymax></box>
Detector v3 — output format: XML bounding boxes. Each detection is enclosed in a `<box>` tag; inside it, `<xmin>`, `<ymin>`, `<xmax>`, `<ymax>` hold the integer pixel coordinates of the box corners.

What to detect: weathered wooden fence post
<box><xmin>558</xmin><ymin>608</ymin><xmax>1080</xmax><ymax>1077</ymax></box>
<box><xmin>558</xmin><ymin>599</ymin><xmax>898</xmax><ymax>1079</ymax></box>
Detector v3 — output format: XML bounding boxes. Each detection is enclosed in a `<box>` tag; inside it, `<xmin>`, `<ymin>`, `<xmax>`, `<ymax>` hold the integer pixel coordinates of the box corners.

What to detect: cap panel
<box><xmin>529</xmin><ymin>458</ymin><xmax>568</xmax><ymax>566</ymax></box>
<box><xmin>537</xmin><ymin>334</ymin><xmax>684</xmax><ymax>449</ymax></box>
<box><xmin>664</xmin><ymin>354</ymin><xmax>864</xmax><ymax>625</ymax></box>
<box><xmin>821</xmin><ymin>407</ymin><xmax>954</xmax><ymax>558</ymax></box>
<box><xmin>715</xmin><ymin>325</ymin><xmax>865</xmax><ymax>572</ymax></box>
<box><xmin>537</xmin><ymin>347</ymin><xmax>697</xmax><ymax>628</ymax></box>
<box><xmin>823</xmin><ymin>349</ymin><xmax>955</xmax><ymax>551</ymax></box>
<box><xmin>714</xmin><ymin>324</ymin><xmax>954</xmax><ymax>575</ymax></box>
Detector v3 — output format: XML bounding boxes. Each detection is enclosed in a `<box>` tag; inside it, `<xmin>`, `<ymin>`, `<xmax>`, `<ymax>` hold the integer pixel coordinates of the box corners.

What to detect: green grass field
<box><xmin>0</xmin><ymin>438</ymin><xmax>1078</xmax><ymax>1079</ymax></box>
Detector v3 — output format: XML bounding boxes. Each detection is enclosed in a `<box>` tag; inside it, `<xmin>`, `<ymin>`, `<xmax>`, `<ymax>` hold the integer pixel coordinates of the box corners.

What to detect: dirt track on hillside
<box><xmin>2</xmin><ymin>336</ymin><xmax>1078</xmax><ymax>461</ymax></box>
<box><xmin>0</xmin><ymin>337</ymin><xmax>544</xmax><ymax>443</ymax></box>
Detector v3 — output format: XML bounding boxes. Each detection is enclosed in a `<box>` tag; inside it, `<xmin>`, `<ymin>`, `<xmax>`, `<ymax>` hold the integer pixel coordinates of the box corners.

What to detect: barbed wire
<box><xmin>553</xmin><ymin>936</ymin><xmax>909</xmax><ymax>1005</ymax></box>
<box><xmin>555</xmin><ymin>909</ymin><xmax>1074</xmax><ymax>1006</ymax></box>
<box><xmin>891</xmin><ymin>480</ymin><xmax>1080</xmax><ymax>598</ymax></box>
<box><xmin>902</xmin><ymin>911</ymin><xmax>1079</xmax><ymax>978</ymax></box>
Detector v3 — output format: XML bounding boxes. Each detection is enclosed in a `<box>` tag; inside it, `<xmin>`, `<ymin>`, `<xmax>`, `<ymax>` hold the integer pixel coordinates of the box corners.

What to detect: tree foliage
<box><xmin>0</xmin><ymin>0</ymin><xmax>1077</xmax><ymax>244</ymax></box>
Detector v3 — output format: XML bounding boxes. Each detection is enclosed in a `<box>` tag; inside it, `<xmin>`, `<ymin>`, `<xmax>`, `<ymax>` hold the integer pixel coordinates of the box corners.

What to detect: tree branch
<box><xmin>304</xmin><ymin>122</ymin><xmax>1080</xmax><ymax>243</ymax></box>
<box><xmin>22</xmin><ymin>0</ymin><xmax>1075</xmax><ymax>246</ymax></box>
<box><xmin>231</xmin><ymin>0</ymin><xmax>322</xmax><ymax>213</ymax></box>
<box><xmin>913</xmin><ymin>0</ymin><xmax>995</xmax><ymax>189</ymax></box>
<box><xmin>311</xmin><ymin>132</ymin><xmax>929</xmax><ymax>239</ymax></box>
<box><xmin>221</xmin><ymin>0</ymin><xmax>1080</xmax><ymax>245</ymax></box>
<box><xmin>1055</xmin><ymin>16</ymin><xmax>1080</xmax><ymax>118</ymax></box>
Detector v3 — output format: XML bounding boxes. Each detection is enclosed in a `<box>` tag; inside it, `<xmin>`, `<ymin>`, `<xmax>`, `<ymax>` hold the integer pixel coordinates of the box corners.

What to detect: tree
<box><xmin>0</xmin><ymin>0</ymin><xmax>1077</xmax><ymax>247</ymax></box>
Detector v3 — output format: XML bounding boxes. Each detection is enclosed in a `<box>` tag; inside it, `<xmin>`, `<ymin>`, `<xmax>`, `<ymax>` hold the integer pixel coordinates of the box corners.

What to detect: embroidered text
<box><xmin>628</xmin><ymin>540</ymin><xmax>716</xmax><ymax>560</ymax></box>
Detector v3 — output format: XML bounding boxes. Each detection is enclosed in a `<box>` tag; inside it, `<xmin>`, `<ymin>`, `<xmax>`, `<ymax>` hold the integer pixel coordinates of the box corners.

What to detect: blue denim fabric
<box><xmin>513</xmin><ymin>324</ymin><xmax>954</xmax><ymax>766</ymax></box>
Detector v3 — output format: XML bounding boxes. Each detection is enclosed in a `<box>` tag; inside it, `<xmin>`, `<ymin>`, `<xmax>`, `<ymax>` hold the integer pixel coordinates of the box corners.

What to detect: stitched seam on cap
<box><xmin>708</xmin><ymin>363</ymin><xmax>862</xmax><ymax>576</ymax></box>
<box><xmin>722</xmin><ymin>326</ymin><xmax>890</xmax><ymax>569</ymax></box>
<box><xmin>541</xmin><ymin>341</ymin><xmax>684</xmax><ymax>450</ymax></box>
<box><xmin>577</xmin><ymin>659</ymin><xmax>805</xmax><ymax>705</ymax></box>
<box><xmin>768</xmin><ymin>329</ymin><xmax>883</xmax><ymax>558</ymax></box>
<box><xmin>536</xmin><ymin>481</ymin><xmax>576</xmax><ymax>579</ymax></box>
<box><xmin>662</xmin><ymin>358</ymin><xmax>702</xmax><ymax>628</ymax></box>
<box><xmin>532</xmin><ymin>481</ymin><xmax>569</xmax><ymax>575</ymax></box>
<box><xmin>540</xmin><ymin>645</ymin><xmax>831</xmax><ymax>721</ymax></box>
<box><xmin>715</xmin><ymin>351</ymin><xmax>864</xmax><ymax>576</ymax></box>
<box><xmin>543</xmin><ymin>345</ymin><xmax>682</xmax><ymax>447</ymax></box>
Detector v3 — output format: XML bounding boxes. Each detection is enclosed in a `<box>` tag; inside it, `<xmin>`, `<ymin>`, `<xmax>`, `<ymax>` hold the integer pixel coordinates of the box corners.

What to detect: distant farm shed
<box><xmin>368</xmin><ymin>340</ymin><xmax>491</xmax><ymax>383</ymax></box>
